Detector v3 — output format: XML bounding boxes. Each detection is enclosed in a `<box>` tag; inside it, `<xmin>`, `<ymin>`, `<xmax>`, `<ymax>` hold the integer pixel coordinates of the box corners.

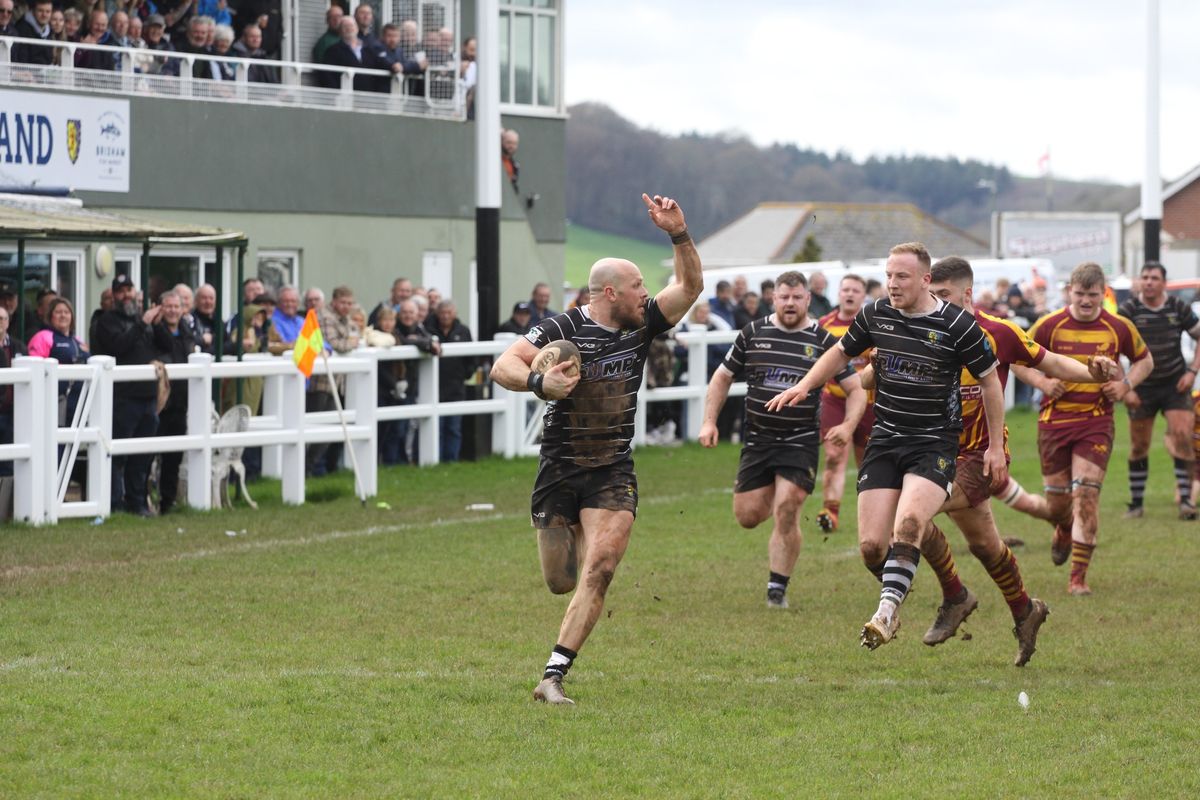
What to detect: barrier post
<box><xmin>686</xmin><ymin>335</ymin><xmax>708</xmax><ymax>440</ymax></box>
<box><xmin>89</xmin><ymin>355</ymin><xmax>114</xmax><ymax>518</ymax></box>
<box><xmin>279</xmin><ymin>356</ymin><xmax>307</xmax><ymax>504</ymax></box>
<box><xmin>417</xmin><ymin>354</ymin><xmax>439</xmax><ymax>465</ymax></box>
<box><xmin>185</xmin><ymin>352</ymin><xmax>214</xmax><ymax>510</ymax></box>
<box><xmin>343</xmin><ymin>354</ymin><xmax>378</xmax><ymax>498</ymax></box>
<box><xmin>12</xmin><ymin>357</ymin><xmax>48</xmax><ymax>524</ymax></box>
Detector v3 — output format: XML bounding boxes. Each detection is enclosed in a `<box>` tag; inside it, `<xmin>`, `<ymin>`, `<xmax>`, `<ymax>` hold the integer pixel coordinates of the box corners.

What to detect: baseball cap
<box><xmin>112</xmin><ymin>274</ymin><xmax>134</xmax><ymax>291</ymax></box>
<box><xmin>512</xmin><ymin>301</ymin><xmax>532</xmax><ymax>314</ymax></box>
<box><xmin>146</xmin><ymin>13</ymin><xmax>165</xmax><ymax>27</ymax></box>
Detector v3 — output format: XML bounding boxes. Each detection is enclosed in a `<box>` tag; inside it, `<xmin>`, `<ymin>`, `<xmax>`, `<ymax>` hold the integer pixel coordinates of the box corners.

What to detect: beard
<box><xmin>121</xmin><ymin>299</ymin><xmax>140</xmax><ymax>316</ymax></box>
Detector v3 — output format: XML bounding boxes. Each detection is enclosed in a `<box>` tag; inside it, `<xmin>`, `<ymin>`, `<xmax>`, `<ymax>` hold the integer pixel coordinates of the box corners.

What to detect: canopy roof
<box><xmin>0</xmin><ymin>193</ymin><xmax>245</xmax><ymax>243</ymax></box>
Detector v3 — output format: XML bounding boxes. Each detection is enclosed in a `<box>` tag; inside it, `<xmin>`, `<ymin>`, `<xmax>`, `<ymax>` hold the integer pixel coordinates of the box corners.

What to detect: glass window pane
<box><xmin>509</xmin><ymin>0</ymin><xmax>533</xmax><ymax>6</ymax></box>
<box><xmin>534</xmin><ymin>0</ymin><xmax>556</xmax><ymax>7</ymax></box>
<box><xmin>513</xmin><ymin>13</ymin><xmax>533</xmax><ymax>105</ymax></box>
<box><xmin>0</xmin><ymin>252</ymin><xmax>51</xmax><ymax>340</ymax></box>
<box><xmin>499</xmin><ymin>13</ymin><xmax>511</xmax><ymax>103</ymax></box>
<box><xmin>148</xmin><ymin>256</ymin><xmax>199</xmax><ymax>305</ymax></box>
<box><xmin>536</xmin><ymin>15</ymin><xmax>554</xmax><ymax>106</ymax></box>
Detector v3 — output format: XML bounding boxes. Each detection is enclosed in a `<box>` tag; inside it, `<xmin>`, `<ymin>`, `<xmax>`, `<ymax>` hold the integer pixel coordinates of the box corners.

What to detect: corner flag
<box><xmin>292</xmin><ymin>309</ymin><xmax>325</xmax><ymax>377</ymax></box>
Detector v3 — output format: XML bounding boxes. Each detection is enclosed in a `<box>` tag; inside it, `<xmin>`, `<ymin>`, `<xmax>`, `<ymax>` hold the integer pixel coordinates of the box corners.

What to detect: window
<box><xmin>0</xmin><ymin>248</ymin><xmax>84</xmax><ymax>339</ymax></box>
<box><xmin>257</xmin><ymin>250</ymin><xmax>300</xmax><ymax>297</ymax></box>
<box><xmin>500</xmin><ymin>1</ymin><xmax>560</xmax><ymax>111</ymax></box>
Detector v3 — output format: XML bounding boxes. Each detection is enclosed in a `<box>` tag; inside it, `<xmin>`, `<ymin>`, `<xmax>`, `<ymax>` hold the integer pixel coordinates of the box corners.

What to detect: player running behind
<box><xmin>699</xmin><ymin>271</ymin><xmax>867</xmax><ymax>609</ymax></box>
<box><xmin>815</xmin><ymin>274</ymin><xmax>875</xmax><ymax>533</ymax></box>
<box><xmin>490</xmin><ymin>194</ymin><xmax>702</xmax><ymax>706</ymax></box>
<box><xmin>876</xmin><ymin>257</ymin><xmax>1115</xmax><ymax>665</ymax></box>
<box><xmin>1117</xmin><ymin>261</ymin><xmax>1200</xmax><ymax>519</ymax></box>
<box><xmin>1022</xmin><ymin>262</ymin><xmax>1151</xmax><ymax>595</ymax></box>
<box><xmin>767</xmin><ymin>242</ymin><xmax>1005</xmax><ymax>649</ymax></box>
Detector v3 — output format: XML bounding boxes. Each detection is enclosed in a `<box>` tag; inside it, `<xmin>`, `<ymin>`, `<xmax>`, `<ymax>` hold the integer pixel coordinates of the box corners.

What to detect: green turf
<box><xmin>2</xmin><ymin>408</ymin><xmax>1199</xmax><ymax>797</ymax></box>
<box><xmin>565</xmin><ymin>224</ymin><xmax>673</xmax><ymax>290</ymax></box>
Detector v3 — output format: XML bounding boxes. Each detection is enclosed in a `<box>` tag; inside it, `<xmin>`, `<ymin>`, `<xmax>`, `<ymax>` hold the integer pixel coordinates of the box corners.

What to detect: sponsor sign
<box><xmin>0</xmin><ymin>89</ymin><xmax>130</xmax><ymax>192</ymax></box>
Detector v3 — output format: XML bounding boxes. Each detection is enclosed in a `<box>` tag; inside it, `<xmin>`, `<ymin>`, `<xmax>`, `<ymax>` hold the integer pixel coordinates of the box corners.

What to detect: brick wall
<box><xmin>1165</xmin><ymin>179</ymin><xmax>1200</xmax><ymax>240</ymax></box>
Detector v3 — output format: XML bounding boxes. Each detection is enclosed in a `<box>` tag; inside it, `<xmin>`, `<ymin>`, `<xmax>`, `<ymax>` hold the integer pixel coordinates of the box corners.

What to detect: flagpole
<box><xmin>321</xmin><ymin>348</ymin><xmax>367</xmax><ymax>507</ymax></box>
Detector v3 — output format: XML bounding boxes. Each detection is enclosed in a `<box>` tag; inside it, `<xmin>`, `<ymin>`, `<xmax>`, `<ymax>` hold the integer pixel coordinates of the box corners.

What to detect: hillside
<box><xmin>564</xmin><ymin>223</ymin><xmax>673</xmax><ymax>289</ymax></box>
<box><xmin>566</xmin><ymin>102</ymin><xmax>1138</xmax><ymax>244</ymax></box>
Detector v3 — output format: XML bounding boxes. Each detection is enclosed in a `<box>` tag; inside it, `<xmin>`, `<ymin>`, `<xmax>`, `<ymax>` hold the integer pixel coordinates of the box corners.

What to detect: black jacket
<box><xmin>321</xmin><ymin>40</ymin><xmax>373</xmax><ymax>90</ymax></box>
<box><xmin>91</xmin><ymin>308</ymin><xmax>159</xmax><ymax>400</ymax></box>
<box><xmin>154</xmin><ymin>321</ymin><xmax>197</xmax><ymax>414</ymax></box>
<box><xmin>13</xmin><ymin>15</ymin><xmax>54</xmax><ymax>65</ymax></box>
<box><xmin>432</xmin><ymin>318</ymin><xmax>474</xmax><ymax>402</ymax></box>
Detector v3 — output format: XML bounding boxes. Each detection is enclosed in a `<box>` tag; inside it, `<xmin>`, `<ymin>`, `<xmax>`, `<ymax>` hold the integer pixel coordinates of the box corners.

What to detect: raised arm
<box><xmin>644</xmin><ymin>193</ymin><xmax>703</xmax><ymax>326</ymax></box>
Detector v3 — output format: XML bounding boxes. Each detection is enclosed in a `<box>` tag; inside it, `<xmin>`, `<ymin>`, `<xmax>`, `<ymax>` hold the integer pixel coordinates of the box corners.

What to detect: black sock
<box><xmin>1129</xmin><ymin>457</ymin><xmax>1149</xmax><ymax>508</ymax></box>
<box><xmin>543</xmin><ymin>644</ymin><xmax>577</xmax><ymax>681</ymax></box>
<box><xmin>866</xmin><ymin>546</ymin><xmax>891</xmax><ymax>583</ymax></box>
<box><xmin>1174</xmin><ymin>458</ymin><xmax>1193</xmax><ymax>505</ymax></box>
<box><xmin>767</xmin><ymin>571</ymin><xmax>790</xmax><ymax>595</ymax></box>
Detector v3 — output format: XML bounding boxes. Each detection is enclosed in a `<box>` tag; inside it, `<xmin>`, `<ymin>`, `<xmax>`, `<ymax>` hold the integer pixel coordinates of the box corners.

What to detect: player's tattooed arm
<box><xmin>765</xmin><ymin>343</ymin><xmax>852</xmax><ymax>412</ymax></box>
<box><xmin>1036</xmin><ymin>350</ymin><xmax>1117</xmax><ymax>384</ymax></box>
<box><xmin>644</xmin><ymin>193</ymin><xmax>703</xmax><ymax>325</ymax></box>
<box><xmin>490</xmin><ymin>337</ymin><xmax>579</xmax><ymax>399</ymax></box>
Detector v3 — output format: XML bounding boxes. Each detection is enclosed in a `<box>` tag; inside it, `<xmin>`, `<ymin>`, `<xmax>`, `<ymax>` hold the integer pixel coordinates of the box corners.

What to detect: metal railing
<box><xmin>0</xmin><ymin>329</ymin><xmax>752</xmax><ymax>525</ymax></box>
<box><xmin>0</xmin><ymin>35</ymin><xmax>464</xmax><ymax>118</ymax></box>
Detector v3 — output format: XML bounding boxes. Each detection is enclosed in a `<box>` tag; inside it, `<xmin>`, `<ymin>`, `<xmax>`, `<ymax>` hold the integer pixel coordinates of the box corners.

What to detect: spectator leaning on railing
<box><xmin>12</xmin><ymin>0</ymin><xmax>54</xmax><ymax>66</ymax></box>
<box><xmin>431</xmin><ymin>299</ymin><xmax>473</xmax><ymax>463</ymax></box>
<box><xmin>322</xmin><ymin>15</ymin><xmax>371</xmax><ymax>91</ymax></box>
<box><xmin>75</xmin><ymin>10</ymin><xmax>115</xmax><ymax>71</ymax></box>
<box><xmin>230</xmin><ymin>23</ymin><xmax>278</xmax><ymax>83</ymax></box>
<box><xmin>91</xmin><ymin>275</ymin><xmax>161</xmax><ymax>517</ymax></box>
<box><xmin>306</xmin><ymin>286</ymin><xmax>360</xmax><ymax>477</ymax></box>
<box><xmin>266</xmin><ymin>285</ymin><xmax>303</xmax><ymax>355</ymax></box>
<box><xmin>192</xmin><ymin>283</ymin><xmax>218</xmax><ymax>354</ymax></box>
<box><xmin>151</xmin><ymin>290</ymin><xmax>195</xmax><ymax>515</ymax></box>
<box><xmin>211</xmin><ymin>23</ymin><xmax>236</xmax><ymax>80</ymax></box>
<box><xmin>312</xmin><ymin>4</ymin><xmax>342</xmax><ymax>63</ymax></box>
<box><xmin>175</xmin><ymin>15</ymin><xmax>215</xmax><ymax>80</ymax></box>
<box><xmin>136</xmin><ymin>14</ymin><xmax>177</xmax><ymax>77</ymax></box>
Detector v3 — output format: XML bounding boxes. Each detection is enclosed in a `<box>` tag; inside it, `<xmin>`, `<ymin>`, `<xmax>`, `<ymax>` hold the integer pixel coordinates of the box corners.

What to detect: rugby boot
<box><xmin>1123</xmin><ymin>504</ymin><xmax>1144</xmax><ymax>519</ymax></box>
<box><xmin>860</xmin><ymin>606</ymin><xmax>901</xmax><ymax>650</ymax></box>
<box><xmin>533</xmin><ymin>674</ymin><xmax>575</xmax><ymax>705</ymax></box>
<box><xmin>1067</xmin><ymin>575</ymin><xmax>1092</xmax><ymax>596</ymax></box>
<box><xmin>922</xmin><ymin>587</ymin><xmax>979</xmax><ymax>646</ymax></box>
<box><xmin>1050</xmin><ymin>525</ymin><xmax>1072</xmax><ymax>566</ymax></box>
<box><xmin>1013</xmin><ymin>598</ymin><xmax>1049</xmax><ymax>667</ymax></box>
<box><xmin>1179</xmin><ymin>501</ymin><xmax>1198</xmax><ymax>521</ymax></box>
<box><xmin>815</xmin><ymin>508</ymin><xmax>838</xmax><ymax>534</ymax></box>
<box><xmin>767</xmin><ymin>588</ymin><xmax>789</xmax><ymax>609</ymax></box>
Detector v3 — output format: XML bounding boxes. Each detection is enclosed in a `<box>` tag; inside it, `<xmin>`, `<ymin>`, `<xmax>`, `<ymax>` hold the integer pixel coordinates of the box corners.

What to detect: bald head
<box><xmin>588</xmin><ymin>258</ymin><xmax>639</xmax><ymax>295</ymax></box>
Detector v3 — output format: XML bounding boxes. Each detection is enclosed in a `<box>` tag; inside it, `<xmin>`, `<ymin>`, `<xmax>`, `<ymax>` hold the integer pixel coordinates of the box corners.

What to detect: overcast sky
<box><xmin>565</xmin><ymin>0</ymin><xmax>1200</xmax><ymax>186</ymax></box>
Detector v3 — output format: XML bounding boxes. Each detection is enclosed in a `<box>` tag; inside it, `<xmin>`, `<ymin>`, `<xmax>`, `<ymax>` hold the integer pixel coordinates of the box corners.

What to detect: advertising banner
<box><xmin>996</xmin><ymin>212</ymin><xmax>1122</xmax><ymax>281</ymax></box>
<box><xmin>0</xmin><ymin>89</ymin><xmax>130</xmax><ymax>192</ymax></box>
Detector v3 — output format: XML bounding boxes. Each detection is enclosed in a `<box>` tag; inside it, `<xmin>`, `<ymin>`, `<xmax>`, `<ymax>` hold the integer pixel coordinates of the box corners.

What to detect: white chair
<box><xmin>212</xmin><ymin>405</ymin><xmax>257</xmax><ymax>510</ymax></box>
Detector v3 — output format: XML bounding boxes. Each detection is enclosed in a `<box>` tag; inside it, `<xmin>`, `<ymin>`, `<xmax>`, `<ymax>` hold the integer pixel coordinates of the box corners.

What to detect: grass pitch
<box><xmin>2</xmin><ymin>409</ymin><xmax>1199</xmax><ymax>797</ymax></box>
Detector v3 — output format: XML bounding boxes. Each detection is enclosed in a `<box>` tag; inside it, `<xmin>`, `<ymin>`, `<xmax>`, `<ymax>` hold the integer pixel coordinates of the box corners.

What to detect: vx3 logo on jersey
<box><xmin>752</xmin><ymin>342</ymin><xmax>772</xmax><ymax>350</ymax></box>
<box><xmin>876</xmin><ymin>323</ymin><xmax>895</xmax><ymax>331</ymax></box>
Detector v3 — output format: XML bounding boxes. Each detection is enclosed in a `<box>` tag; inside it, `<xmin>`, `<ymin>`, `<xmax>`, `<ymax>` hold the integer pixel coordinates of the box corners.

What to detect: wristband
<box><xmin>669</xmin><ymin>227</ymin><xmax>691</xmax><ymax>246</ymax></box>
<box><xmin>527</xmin><ymin>371</ymin><xmax>547</xmax><ymax>399</ymax></box>
<box><xmin>1187</xmin><ymin>368</ymin><xmax>1197</xmax><ymax>375</ymax></box>
<box><xmin>1122</xmin><ymin>377</ymin><xmax>1132</xmax><ymax>387</ymax></box>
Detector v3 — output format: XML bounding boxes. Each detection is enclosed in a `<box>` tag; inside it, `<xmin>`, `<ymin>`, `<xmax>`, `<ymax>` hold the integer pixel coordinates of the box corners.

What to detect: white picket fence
<box><xmin>0</xmin><ymin>330</ymin><xmax>743</xmax><ymax>525</ymax></box>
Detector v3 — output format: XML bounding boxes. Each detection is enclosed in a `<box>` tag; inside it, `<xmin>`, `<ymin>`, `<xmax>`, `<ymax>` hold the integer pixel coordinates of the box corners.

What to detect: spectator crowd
<box><xmin>1</xmin><ymin>0</ymin><xmax>475</xmax><ymax>100</ymax></box>
<box><xmin>0</xmin><ymin>263</ymin><xmax>1067</xmax><ymax>518</ymax></box>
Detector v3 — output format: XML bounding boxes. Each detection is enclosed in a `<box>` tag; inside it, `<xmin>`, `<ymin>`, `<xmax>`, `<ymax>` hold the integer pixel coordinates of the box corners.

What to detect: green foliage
<box><xmin>565</xmin><ymin>223</ymin><xmax>673</xmax><ymax>290</ymax></box>
<box><xmin>567</xmin><ymin>102</ymin><xmax>1135</xmax><ymax>246</ymax></box>
<box><xmin>2</xmin><ymin>410</ymin><xmax>1198</xmax><ymax>796</ymax></box>
<box><xmin>792</xmin><ymin>233</ymin><xmax>823</xmax><ymax>263</ymax></box>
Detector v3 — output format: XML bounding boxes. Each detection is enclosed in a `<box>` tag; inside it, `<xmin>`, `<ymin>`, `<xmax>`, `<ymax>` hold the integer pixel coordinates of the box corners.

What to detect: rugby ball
<box><xmin>532</xmin><ymin>340</ymin><xmax>582</xmax><ymax>377</ymax></box>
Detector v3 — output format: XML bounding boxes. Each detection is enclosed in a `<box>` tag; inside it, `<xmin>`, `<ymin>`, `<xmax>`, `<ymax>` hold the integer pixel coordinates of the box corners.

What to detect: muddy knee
<box><xmin>584</xmin><ymin>553</ymin><xmax>620</xmax><ymax>595</ymax></box>
<box><xmin>860</xmin><ymin>539</ymin><xmax>888</xmax><ymax>568</ymax></box>
<box><xmin>894</xmin><ymin>513</ymin><xmax>922</xmax><ymax>545</ymax></box>
<box><xmin>538</xmin><ymin>527</ymin><xmax>578</xmax><ymax>594</ymax></box>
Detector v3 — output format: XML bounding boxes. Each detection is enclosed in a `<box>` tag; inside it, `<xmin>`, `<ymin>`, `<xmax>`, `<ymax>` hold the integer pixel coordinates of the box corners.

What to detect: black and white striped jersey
<box><xmin>839</xmin><ymin>296</ymin><xmax>997</xmax><ymax>444</ymax></box>
<box><xmin>1118</xmin><ymin>296</ymin><xmax>1200</xmax><ymax>387</ymax></box>
<box><xmin>525</xmin><ymin>299</ymin><xmax>673</xmax><ymax>467</ymax></box>
<box><xmin>721</xmin><ymin>315</ymin><xmax>855</xmax><ymax>448</ymax></box>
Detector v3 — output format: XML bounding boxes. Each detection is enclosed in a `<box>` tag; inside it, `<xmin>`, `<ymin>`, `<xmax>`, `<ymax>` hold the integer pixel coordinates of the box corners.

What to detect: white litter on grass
<box><xmin>1018</xmin><ymin>691</ymin><xmax>1030</xmax><ymax>709</ymax></box>
<box><xmin>465</xmin><ymin>503</ymin><xmax>495</xmax><ymax>511</ymax></box>
<box><xmin>225</xmin><ymin>530</ymin><xmax>237</xmax><ymax>537</ymax></box>
<box><xmin>376</xmin><ymin>501</ymin><xmax>392</xmax><ymax>510</ymax></box>
<box><xmin>176</xmin><ymin>528</ymin><xmax>185</xmax><ymax>534</ymax></box>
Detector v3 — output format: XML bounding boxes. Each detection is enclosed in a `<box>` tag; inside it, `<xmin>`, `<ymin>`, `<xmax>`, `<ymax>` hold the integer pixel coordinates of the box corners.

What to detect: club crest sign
<box><xmin>66</xmin><ymin>119</ymin><xmax>81</xmax><ymax>164</ymax></box>
<box><xmin>0</xmin><ymin>89</ymin><xmax>129</xmax><ymax>192</ymax></box>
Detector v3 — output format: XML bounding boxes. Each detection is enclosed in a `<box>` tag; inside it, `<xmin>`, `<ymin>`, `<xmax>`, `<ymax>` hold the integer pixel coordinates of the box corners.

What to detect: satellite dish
<box><xmin>94</xmin><ymin>244</ymin><xmax>114</xmax><ymax>278</ymax></box>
